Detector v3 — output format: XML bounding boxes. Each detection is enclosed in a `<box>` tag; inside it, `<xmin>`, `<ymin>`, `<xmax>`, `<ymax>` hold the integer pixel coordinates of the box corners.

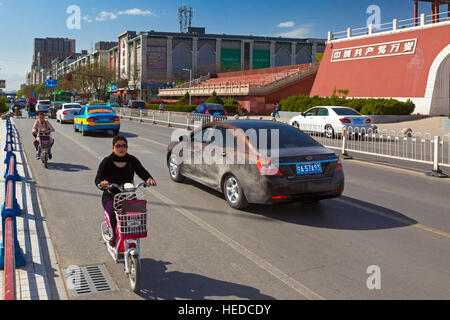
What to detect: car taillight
<box><xmin>256</xmin><ymin>159</ymin><xmax>283</xmax><ymax>176</ymax></box>
<box><xmin>335</xmin><ymin>158</ymin><xmax>343</xmax><ymax>172</ymax></box>
<box><xmin>205</xmin><ymin>110</ymin><xmax>210</xmax><ymax>115</ymax></box>
<box><xmin>272</xmin><ymin>195</ymin><xmax>291</xmax><ymax>200</ymax></box>
<box><xmin>365</xmin><ymin>118</ymin><xmax>372</xmax><ymax>124</ymax></box>
<box><xmin>87</xmin><ymin>117</ymin><xmax>98</xmax><ymax>122</ymax></box>
<box><xmin>111</xmin><ymin>117</ymin><xmax>120</xmax><ymax>121</ymax></box>
<box><xmin>339</xmin><ymin>118</ymin><xmax>351</xmax><ymax>124</ymax></box>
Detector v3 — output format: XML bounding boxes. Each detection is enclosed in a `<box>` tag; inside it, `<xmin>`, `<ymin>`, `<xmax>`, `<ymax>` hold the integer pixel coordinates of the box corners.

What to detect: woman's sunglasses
<box><xmin>114</xmin><ymin>144</ymin><xmax>128</xmax><ymax>149</ymax></box>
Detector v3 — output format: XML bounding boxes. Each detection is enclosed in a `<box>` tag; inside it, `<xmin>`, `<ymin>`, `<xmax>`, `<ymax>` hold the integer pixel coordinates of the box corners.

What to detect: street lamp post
<box><xmin>183</xmin><ymin>68</ymin><xmax>192</xmax><ymax>105</ymax></box>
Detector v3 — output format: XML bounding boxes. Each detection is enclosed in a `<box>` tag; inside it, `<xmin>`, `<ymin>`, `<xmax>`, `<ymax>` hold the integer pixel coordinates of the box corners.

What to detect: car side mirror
<box><xmin>179</xmin><ymin>136</ymin><xmax>184</xmax><ymax>142</ymax></box>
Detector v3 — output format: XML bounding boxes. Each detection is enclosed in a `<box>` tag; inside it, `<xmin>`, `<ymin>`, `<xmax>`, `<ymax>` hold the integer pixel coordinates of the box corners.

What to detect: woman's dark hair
<box><xmin>112</xmin><ymin>135</ymin><xmax>127</xmax><ymax>146</ymax></box>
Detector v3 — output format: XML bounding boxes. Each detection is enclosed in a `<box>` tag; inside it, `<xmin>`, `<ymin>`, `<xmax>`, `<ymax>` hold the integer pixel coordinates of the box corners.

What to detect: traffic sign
<box><xmin>45</xmin><ymin>79</ymin><xmax>57</xmax><ymax>89</ymax></box>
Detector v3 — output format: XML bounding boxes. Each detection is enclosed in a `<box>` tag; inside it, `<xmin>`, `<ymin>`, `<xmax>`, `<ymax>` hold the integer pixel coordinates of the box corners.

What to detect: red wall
<box><xmin>311</xmin><ymin>24</ymin><xmax>450</xmax><ymax>98</ymax></box>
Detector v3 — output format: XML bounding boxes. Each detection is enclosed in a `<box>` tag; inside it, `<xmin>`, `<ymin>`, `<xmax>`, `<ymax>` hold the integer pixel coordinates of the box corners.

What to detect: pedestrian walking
<box><xmin>272</xmin><ymin>102</ymin><xmax>280</xmax><ymax>118</ymax></box>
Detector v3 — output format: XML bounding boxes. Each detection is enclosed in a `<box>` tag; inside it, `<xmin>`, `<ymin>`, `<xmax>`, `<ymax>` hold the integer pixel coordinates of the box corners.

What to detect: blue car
<box><xmin>73</xmin><ymin>104</ymin><xmax>121</xmax><ymax>136</ymax></box>
<box><xmin>192</xmin><ymin>103</ymin><xmax>227</xmax><ymax>116</ymax></box>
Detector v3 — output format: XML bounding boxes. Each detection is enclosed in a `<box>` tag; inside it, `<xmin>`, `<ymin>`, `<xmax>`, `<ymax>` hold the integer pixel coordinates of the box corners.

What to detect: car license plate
<box><xmin>97</xmin><ymin>119</ymin><xmax>110</xmax><ymax>123</ymax></box>
<box><xmin>353</xmin><ymin>119</ymin><xmax>363</xmax><ymax>124</ymax></box>
<box><xmin>296</xmin><ymin>163</ymin><xmax>323</xmax><ymax>175</ymax></box>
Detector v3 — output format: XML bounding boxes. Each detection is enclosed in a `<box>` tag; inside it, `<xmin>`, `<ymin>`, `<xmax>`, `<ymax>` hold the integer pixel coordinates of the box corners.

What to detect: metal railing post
<box><xmin>186</xmin><ymin>114</ymin><xmax>191</xmax><ymax>130</ymax></box>
<box><xmin>152</xmin><ymin>111</ymin><xmax>156</xmax><ymax>125</ymax></box>
<box><xmin>168</xmin><ymin>112</ymin><xmax>172</xmax><ymax>127</ymax></box>
<box><xmin>427</xmin><ymin>136</ymin><xmax>448</xmax><ymax>178</ymax></box>
<box><xmin>341</xmin><ymin>128</ymin><xmax>353</xmax><ymax>159</ymax></box>
<box><xmin>140</xmin><ymin>110</ymin><xmax>143</xmax><ymax>123</ymax></box>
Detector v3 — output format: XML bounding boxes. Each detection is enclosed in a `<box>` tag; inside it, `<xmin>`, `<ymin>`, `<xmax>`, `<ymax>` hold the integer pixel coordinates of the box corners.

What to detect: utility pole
<box><xmin>183</xmin><ymin>68</ymin><xmax>192</xmax><ymax>105</ymax></box>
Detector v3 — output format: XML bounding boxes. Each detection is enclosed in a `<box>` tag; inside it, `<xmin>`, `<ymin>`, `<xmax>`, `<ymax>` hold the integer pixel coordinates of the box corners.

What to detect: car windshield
<box><xmin>87</xmin><ymin>107</ymin><xmax>114</xmax><ymax>114</ymax></box>
<box><xmin>332</xmin><ymin>108</ymin><xmax>361</xmax><ymax>116</ymax></box>
<box><xmin>64</xmin><ymin>104</ymin><xmax>81</xmax><ymax>109</ymax></box>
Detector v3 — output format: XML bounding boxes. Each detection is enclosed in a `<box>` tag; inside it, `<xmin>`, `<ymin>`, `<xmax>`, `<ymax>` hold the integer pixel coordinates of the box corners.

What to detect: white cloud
<box><xmin>118</xmin><ymin>8</ymin><xmax>157</xmax><ymax>17</ymax></box>
<box><xmin>96</xmin><ymin>11</ymin><xmax>117</xmax><ymax>21</ymax></box>
<box><xmin>83</xmin><ymin>15</ymin><xmax>92</xmax><ymax>23</ymax></box>
<box><xmin>278</xmin><ymin>26</ymin><xmax>311</xmax><ymax>38</ymax></box>
<box><xmin>278</xmin><ymin>21</ymin><xmax>295</xmax><ymax>28</ymax></box>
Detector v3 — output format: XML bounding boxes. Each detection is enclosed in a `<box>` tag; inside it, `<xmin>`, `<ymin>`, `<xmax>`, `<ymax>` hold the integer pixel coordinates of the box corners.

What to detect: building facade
<box><xmin>108</xmin><ymin>30</ymin><xmax>326</xmax><ymax>100</ymax></box>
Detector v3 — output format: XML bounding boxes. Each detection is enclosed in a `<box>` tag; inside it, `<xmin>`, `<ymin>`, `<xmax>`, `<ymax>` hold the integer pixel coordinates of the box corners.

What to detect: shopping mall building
<box><xmin>107</xmin><ymin>29</ymin><xmax>325</xmax><ymax>100</ymax></box>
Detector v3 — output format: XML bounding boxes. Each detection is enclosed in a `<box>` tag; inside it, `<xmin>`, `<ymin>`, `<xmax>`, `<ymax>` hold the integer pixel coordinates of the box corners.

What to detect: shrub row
<box><xmin>280</xmin><ymin>96</ymin><xmax>415</xmax><ymax>115</ymax></box>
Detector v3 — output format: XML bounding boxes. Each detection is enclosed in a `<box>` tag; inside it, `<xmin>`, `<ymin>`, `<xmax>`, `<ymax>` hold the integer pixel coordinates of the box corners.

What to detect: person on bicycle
<box><xmin>95</xmin><ymin>136</ymin><xmax>157</xmax><ymax>246</ymax></box>
<box><xmin>32</xmin><ymin>111</ymin><xmax>55</xmax><ymax>160</ymax></box>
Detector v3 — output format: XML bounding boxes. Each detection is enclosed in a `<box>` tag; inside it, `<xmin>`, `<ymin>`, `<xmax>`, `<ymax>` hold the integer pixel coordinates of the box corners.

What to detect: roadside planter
<box><xmin>443</xmin><ymin>118</ymin><xmax>450</xmax><ymax>130</ymax></box>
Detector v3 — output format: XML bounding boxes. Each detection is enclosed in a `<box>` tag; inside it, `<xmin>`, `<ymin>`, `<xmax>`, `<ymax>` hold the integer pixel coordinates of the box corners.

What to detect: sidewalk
<box><xmin>0</xmin><ymin>119</ymin><xmax>67</xmax><ymax>300</ymax></box>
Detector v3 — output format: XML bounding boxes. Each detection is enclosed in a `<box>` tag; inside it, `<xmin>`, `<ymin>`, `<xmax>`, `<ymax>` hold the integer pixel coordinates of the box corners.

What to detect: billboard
<box><xmin>0</xmin><ymin>80</ymin><xmax>5</xmax><ymax>89</ymax></box>
<box><xmin>253</xmin><ymin>50</ymin><xmax>270</xmax><ymax>69</ymax></box>
<box><xmin>221</xmin><ymin>49</ymin><xmax>241</xmax><ymax>71</ymax></box>
<box><xmin>147</xmin><ymin>46</ymin><xmax>167</xmax><ymax>69</ymax></box>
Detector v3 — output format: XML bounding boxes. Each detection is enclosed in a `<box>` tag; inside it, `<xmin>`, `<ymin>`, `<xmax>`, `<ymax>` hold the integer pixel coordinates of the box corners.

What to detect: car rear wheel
<box><xmin>223</xmin><ymin>175</ymin><xmax>248</xmax><ymax>210</ymax></box>
<box><xmin>73</xmin><ymin>123</ymin><xmax>78</xmax><ymax>132</ymax></box>
<box><xmin>325</xmin><ymin>125</ymin><xmax>335</xmax><ymax>139</ymax></box>
<box><xmin>112</xmin><ymin>129</ymin><xmax>120</xmax><ymax>136</ymax></box>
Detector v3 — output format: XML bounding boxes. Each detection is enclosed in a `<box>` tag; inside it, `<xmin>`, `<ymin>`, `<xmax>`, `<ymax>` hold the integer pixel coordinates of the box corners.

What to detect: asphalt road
<box><xmin>12</xmin><ymin>114</ymin><xmax>450</xmax><ymax>300</ymax></box>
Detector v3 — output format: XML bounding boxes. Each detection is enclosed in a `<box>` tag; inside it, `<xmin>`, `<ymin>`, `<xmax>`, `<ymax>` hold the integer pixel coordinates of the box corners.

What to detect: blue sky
<box><xmin>0</xmin><ymin>0</ymin><xmax>442</xmax><ymax>90</ymax></box>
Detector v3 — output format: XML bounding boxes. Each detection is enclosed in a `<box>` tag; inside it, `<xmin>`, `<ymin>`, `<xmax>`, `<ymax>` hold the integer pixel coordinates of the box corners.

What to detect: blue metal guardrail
<box><xmin>0</xmin><ymin>116</ymin><xmax>25</xmax><ymax>271</ymax></box>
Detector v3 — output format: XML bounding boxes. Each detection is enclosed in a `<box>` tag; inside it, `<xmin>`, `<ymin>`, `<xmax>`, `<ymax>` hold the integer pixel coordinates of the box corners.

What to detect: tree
<box><xmin>177</xmin><ymin>92</ymin><xmax>191</xmax><ymax>105</ymax></box>
<box><xmin>206</xmin><ymin>91</ymin><xmax>224</xmax><ymax>105</ymax></box>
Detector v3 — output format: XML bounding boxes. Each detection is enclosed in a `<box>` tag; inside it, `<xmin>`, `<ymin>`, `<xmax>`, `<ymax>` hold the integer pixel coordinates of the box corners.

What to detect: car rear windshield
<box><xmin>229</xmin><ymin>122</ymin><xmax>320</xmax><ymax>150</ymax></box>
<box><xmin>64</xmin><ymin>104</ymin><xmax>81</xmax><ymax>109</ymax></box>
<box><xmin>206</xmin><ymin>104</ymin><xmax>225</xmax><ymax>111</ymax></box>
<box><xmin>87</xmin><ymin>107</ymin><xmax>114</xmax><ymax>114</ymax></box>
<box><xmin>332</xmin><ymin>108</ymin><xmax>361</xmax><ymax>116</ymax></box>
<box><xmin>40</xmin><ymin>101</ymin><xmax>51</xmax><ymax>105</ymax></box>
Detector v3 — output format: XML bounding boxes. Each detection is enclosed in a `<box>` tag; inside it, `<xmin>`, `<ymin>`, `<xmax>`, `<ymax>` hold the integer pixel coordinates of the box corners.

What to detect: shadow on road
<box><xmin>167</xmin><ymin>179</ymin><xmax>417</xmax><ymax>232</ymax></box>
<box><xmin>46</xmin><ymin>162</ymin><xmax>90</xmax><ymax>172</ymax></box>
<box><xmin>84</xmin><ymin>131</ymin><xmax>138</xmax><ymax>139</ymax></box>
<box><xmin>137</xmin><ymin>259</ymin><xmax>275</xmax><ymax>300</ymax></box>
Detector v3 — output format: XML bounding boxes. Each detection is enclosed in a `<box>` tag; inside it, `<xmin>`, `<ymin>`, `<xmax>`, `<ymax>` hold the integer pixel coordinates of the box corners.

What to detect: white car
<box><xmin>289</xmin><ymin>106</ymin><xmax>372</xmax><ymax>138</ymax></box>
<box><xmin>36</xmin><ymin>100</ymin><xmax>52</xmax><ymax>114</ymax></box>
<box><xmin>56</xmin><ymin>103</ymin><xmax>82</xmax><ymax>124</ymax></box>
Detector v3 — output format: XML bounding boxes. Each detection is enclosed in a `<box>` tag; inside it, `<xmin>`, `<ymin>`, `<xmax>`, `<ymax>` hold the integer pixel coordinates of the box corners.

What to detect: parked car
<box><xmin>289</xmin><ymin>106</ymin><xmax>372</xmax><ymax>138</ymax></box>
<box><xmin>73</xmin><ymin>104</ymin><xmax>120</xmax><ymax>136</ymax></box>
<box><xmin>48</xmin><ymin>102</ymin><xmax>64</xmax><ymax>119</ymax></box>
<box><xmin>192</xmin><ymin>103</ymin><xmax>227</xmax><ymax>116</ymax></box>
<box><xmin>126</xmin><ymin>100</ymin><xmax>147</xmax><ymax>109</ymax></box>
<box><xmin>36</xmin><ymin>100</ymin><xmax>52</xmax><ymax>114</ymax></box>
<box><xmin>167</xmin><ymin>120</ymin><xmax>344</xmax><ymax>210</ymax></box>
<box><xmin>56</xmin><ymin>103</ymin><xmax>82</xmax><ymax>124</ymax></box>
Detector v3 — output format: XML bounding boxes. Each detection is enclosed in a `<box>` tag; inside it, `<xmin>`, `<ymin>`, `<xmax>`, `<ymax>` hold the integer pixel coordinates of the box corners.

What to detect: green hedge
<box><xmin>280</xmin><ymin>96</ymin><xmax>415</xmax><ymax>115</ymax></box>
<box><xmin>0</xmin><ymin>96</ymin><xmax>8</xmax><ymax>114</ymax></box>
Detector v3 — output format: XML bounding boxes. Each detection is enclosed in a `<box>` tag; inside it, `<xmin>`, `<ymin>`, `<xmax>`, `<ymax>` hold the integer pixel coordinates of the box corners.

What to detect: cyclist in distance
<box><xmin>95</xmin><ymin>136</ymin><xmax>157</xmax><ymax>246</ymax></box>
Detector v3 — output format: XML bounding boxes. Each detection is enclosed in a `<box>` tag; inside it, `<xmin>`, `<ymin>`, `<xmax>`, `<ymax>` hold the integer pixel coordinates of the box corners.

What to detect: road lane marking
<box><xmin>344</xmin><ymin>159</ymin><xmax>450</xmax><ymax>182</ymax></box>
<box><xmin>149</xmin><ymin>189</ymin><xmax>325</xmax><ymax>300</ymax></box>
<box><xmin>336</xmin><ymin>198</ymin><xmax>450</xmax><ymax>239</ymax></box>
<box><xmin>137</xmin><ymin>136</ymin><xmax>168</xmax><ymax>148</ymax></box>
<box><xmin>53</xmin><ymin>127</ymin><xmax>325</xmax><ymax>300</ymax></box>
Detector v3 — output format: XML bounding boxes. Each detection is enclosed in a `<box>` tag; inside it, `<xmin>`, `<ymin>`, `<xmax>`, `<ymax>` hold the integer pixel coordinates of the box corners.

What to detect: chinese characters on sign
<box><xmin>147</xmin><ymin>46</ymin><xmax>167</xmax><ymax>69</ymax></box>
<box><xmin>331</xmin><ymin>39</ymin><xmax>417</xmax><ymax>62</ymax></box>
<box><xmin>120</xmin><ymin>38</ymin><xmax>128</xmax><ymax>77</ymax></box>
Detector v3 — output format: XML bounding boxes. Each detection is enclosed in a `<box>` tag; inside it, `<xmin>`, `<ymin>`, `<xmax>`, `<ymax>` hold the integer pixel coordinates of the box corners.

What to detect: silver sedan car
<box><xmin>56</xmin><ymin>103</ymin><xmax>82</xmax><ymax>124</ymax></box>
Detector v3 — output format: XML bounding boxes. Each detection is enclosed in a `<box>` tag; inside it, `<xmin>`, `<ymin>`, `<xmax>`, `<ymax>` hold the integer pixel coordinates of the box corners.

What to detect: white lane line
<box><xmin>56</xmin><ymin>124</ymin><xmax>325</xmax><ymax>300</ymax></box>
<box><xmin>150</xmin><ymin>189</ymin><xmax>325</xmax><ymax>300</ymax></box>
